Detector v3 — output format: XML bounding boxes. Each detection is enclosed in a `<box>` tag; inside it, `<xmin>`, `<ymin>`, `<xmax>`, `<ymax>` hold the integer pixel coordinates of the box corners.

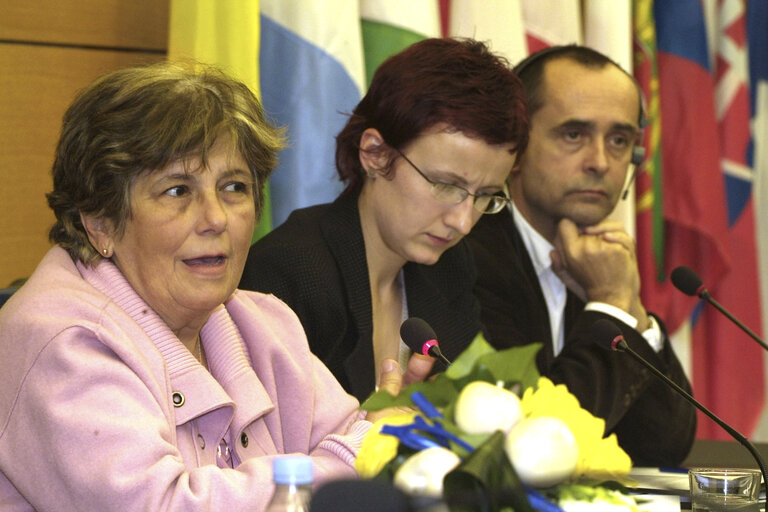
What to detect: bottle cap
<box><xmin>273</xmin><ymin>456</ymin><xmax>313</xmax><ymax>485</ymax></box>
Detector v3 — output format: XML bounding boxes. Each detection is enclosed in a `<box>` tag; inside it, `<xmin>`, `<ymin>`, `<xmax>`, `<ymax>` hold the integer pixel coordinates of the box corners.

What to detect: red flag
<box><xmin>520</xmin><ymin>0</ymin><xmax>582</xmax><ymax>52</ymax></box>
<box><xmin>635</xmin><ymin>0</ymin><xmax>763</xmax><ymax>439</ymax></box>
<box><xmin>634</xmin><ymin>0</ymin><xmax>730</xmax><ymax>335</ymax></box>
<box><xmin>692</xmin><ymin>0</ymin><xmax>764</xmax><ymax>439</ymax></box>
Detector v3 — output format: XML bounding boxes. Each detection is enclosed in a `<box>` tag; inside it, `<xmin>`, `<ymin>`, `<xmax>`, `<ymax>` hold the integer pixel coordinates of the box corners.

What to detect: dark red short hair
<box><xmin>335</xmin><ymin>38</ymin><xmax>529</xmax><ymax>195</ymax></box>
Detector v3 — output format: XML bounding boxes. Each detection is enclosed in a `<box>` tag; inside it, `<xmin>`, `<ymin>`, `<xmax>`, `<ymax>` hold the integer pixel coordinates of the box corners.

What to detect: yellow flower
<box><xmin>575</xmin><ymin>432</ymin><xmax>632</xmax><ymax>481</ymax></box>
<box><xmin>355</xmin><ymin>411</ymin><xmax>417</xmax><ymax>478</ymax></box>
<box><xmin>520</xmin><ymin>377</ymin><xmax>631</xmax><ymax>481</ymax></box>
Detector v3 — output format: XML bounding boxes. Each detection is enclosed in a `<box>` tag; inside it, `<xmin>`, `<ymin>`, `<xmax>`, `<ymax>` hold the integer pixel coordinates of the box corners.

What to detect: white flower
<box><xmin>505</xmin><ymin>416</ymin><xmax>579</xmax><ymax>488</ymax></box>
<box><xmin>454</xmin><ymin>380</ymin><xmax>523</xmax><ymax>434</ymax></box>
<box><xmin>393</xmin><ymin>446</ymin><xmax>461</xmax><ymax>497</ymax></box>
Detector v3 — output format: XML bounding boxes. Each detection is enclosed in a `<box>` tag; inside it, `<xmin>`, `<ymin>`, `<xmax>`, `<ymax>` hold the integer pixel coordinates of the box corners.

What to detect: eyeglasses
<box><xmin>395</xmin><ymin>149</ymin><xmax>510</xmax><ymax>214</ymax></box>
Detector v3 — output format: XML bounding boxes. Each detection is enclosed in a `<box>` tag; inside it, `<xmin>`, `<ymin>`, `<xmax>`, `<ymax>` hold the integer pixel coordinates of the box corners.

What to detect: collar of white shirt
<box><xmin>510</xmin><ymin>202</ymin><xmax>568</xmax><ymax>355</ymax></box>
<box><xmin>508</xmin><ymin>201</ymin><xmax>663</xmax><ymax>353</ymax></box>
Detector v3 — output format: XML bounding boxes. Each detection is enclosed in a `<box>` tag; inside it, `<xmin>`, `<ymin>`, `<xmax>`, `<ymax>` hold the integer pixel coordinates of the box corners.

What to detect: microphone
<box><xmin>400</xmin><ymin>317</ymin><xmax>452</xmax><ymax>366</ymax></box>
<box><xmin>310</xmin><ymin>479</ymin><xmax>416</xmax><ymax>511</ymax></box>
<box><xmin>670</xmin><ymin>266</ymin><xmax>768</xmax><ymax>351</ymax></box>
<box><xmin>621</xmin><ymin>166</ymin><xmax>639</xmax><ymax>200</ymax></box>
<box><xmin>310</xmin><ymin>479</ymin><xmax>550</xmax><ymax>512</ymax></box>
<box><xmin>592</xmin><ymin>318</ymin><xmax>768</xmax><ymax>486</ymax></box>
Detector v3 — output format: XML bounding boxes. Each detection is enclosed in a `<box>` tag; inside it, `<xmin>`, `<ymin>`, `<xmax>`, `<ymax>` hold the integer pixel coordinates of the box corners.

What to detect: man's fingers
<box><xmin>403</xmin><ymin>353</ymin><xmax>436</xmax><ymax>386</ymax></box>
<box><xmin>581</xmin><ymin>220</ymin><xmax>624</xmax><ymax>235</ymax></box>
<box><xmin>366</xmin><ymin>359</ymin><xmax>417</xmax><ymax>423</ymax></box>
<box><xmin>600</xmin><ymin>231</ymin><xmax>636</xmax><ymax>253</ymax></box>
<box><xmin>556</xmin><ymin>217</ymin><xmax>580</xmax><ymax>245</ymax></box>
<box><xmin>377</xmin><ymin>358</ymin><xmax>403</xmax><ymax>396</ymax></box>
<box><xmin>376</xmin><ymin>354</ymin><xmax>435</xmax><ymax>395</ymax></box>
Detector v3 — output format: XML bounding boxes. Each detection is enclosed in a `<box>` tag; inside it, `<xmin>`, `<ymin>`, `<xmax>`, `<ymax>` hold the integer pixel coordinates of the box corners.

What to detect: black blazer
<box><xmin>466</xmin><ymin>209</ymin><xmax>697</xmax><ymax>466</ymax></box>
<box><xmin>240</xmin><ymin>193</ymin><xmax>483</xmax><ymax>402</ymax></box>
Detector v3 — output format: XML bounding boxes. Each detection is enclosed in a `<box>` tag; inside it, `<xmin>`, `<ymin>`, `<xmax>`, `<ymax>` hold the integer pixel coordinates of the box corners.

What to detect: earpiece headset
<box><xmin>513</xmin><ymin>45</ymin><xmax>647</xmax><ymax>199</ymax></box>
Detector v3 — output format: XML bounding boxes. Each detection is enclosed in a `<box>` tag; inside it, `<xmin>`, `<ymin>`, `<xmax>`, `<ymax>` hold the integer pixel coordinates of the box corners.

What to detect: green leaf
<box><xmin>444</xmin><ymin>334</ymin><xmax>541</xmax><ymax>392</ymax></box>
<box><xmin>359</xmin><ymin>373</ymin><xmax>460</xmax><ymax>411</ymax></box>
<box><xmin>359</xmin><ymin>335</ymin><xmax>543</xmax><ymax>413</ymax></box>
<box><xmin>356</xmin><ymin>335</ymin><xmax>630</xmax><ymax>510</ymax></box>
<box><xmin>445</xmin><ymin>333</ymin><xmax>498</xmax><ymax>380</ymax></box>
<box><xmin>443</xmin><ymin>431</ymin><xmax>535</xmax><ymax>512</ymax></box>
<box><xmin>479</xmin><ymin>343</ymin><xmax>543</xmax><ymax>392</ymax></box>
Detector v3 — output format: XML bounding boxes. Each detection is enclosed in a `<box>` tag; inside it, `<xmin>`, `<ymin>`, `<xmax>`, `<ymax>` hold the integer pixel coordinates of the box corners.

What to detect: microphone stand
<box><xmin>617</xmin><ymin>339</ymin><xmax>768</xmax><ymax>487</ymax></box>
<box><xmin>670</xmin><ymin>266</ymin><xmax>768</xmax><ymax>351</ymax></box>
<box><xmin>698</xmin><ymin>290</ymin><xmax>768</xmax><ymax>351</ymax></box>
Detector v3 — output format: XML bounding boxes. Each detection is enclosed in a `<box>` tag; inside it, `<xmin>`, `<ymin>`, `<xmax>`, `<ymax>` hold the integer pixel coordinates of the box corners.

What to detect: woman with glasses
<box><xmin>240</xmin><ymin>38</ymin><xmax>529</xmax><ymax>401</ymax></box>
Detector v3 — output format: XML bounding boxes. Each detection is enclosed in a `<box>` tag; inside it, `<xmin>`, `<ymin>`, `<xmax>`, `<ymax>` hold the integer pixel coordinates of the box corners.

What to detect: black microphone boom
<box><xmin>400</xmin><ymin>317</ymin><xmax>452</xmax><ymax>366</ymax></box>
<box><xmin>592</xmin><ymin>319</ymin><xmax>768</xmax><ymax>486</ymax></box>
<box><xmin>310</xmin><ymin>479</ymin><xmax>415</xmax><ymax>512</ymax></box>
<box><xmin>621</xmin><ymin>166</ymin><xmax>639</xmax><ymax>200</ymax></box>
<box><xmin>310</xmin><ymin>478</ymin><xmax>539</xmax><ymax>512</ymax></box>
<box><xmin>670</xmin><ymin>266</ymin><xmax>768</xmax><ymax>351</ymax></box>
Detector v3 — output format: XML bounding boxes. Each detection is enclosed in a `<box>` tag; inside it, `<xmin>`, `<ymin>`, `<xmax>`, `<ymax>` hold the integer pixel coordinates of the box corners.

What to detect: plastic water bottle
<box><xmin>264</xmin><ymin>456</ymin><xmax>313</xmax><ymax>512</ymax></box>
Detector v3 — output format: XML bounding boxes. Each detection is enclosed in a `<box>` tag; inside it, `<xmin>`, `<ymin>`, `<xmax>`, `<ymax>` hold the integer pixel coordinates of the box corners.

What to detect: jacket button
<box><xmin>197</xmin><ymin>434</ymin><xmax>206</xmax><ymax>449</ymax></box>
<box><xmin>172</xmin><ymin>392</ymin><xmax>185</xmax><ymax>407</ymax></box>
<box><xmin>218</xmin><ymin>439</ymin><xmax>232</xmax><ymax>467</ymax></box>
<box><xmin>240</xmin><ymin>432</ymin><xmax>249</xmax><ymax>448</ymax></box>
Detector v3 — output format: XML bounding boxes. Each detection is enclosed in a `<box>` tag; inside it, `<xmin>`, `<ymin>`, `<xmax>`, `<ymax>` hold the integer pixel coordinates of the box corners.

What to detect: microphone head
<box><xmin>310</xmin><ymin>479</ymin><xmax>412</xmax><ymax>512</ymax></box>
<box><xmin>592</xmin><ymin>319</ymin><xmax>626</xmax><ymax>352</ymax></box>
<box><xmin>400</xmin><ymin>317</ymin><xmax>438</xmax><ymax>356</ymax></box>
<box><xmin>670</xmin><ymin>266</ymin><xmax>704</xmax><ymax>297</ymax></box>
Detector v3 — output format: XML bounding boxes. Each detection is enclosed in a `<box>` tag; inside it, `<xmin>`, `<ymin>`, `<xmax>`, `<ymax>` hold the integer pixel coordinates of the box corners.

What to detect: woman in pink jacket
<box><xmin>0</xmin><ymin>63</ymin><xmax>398</xmax><ymax>511</ymax></box>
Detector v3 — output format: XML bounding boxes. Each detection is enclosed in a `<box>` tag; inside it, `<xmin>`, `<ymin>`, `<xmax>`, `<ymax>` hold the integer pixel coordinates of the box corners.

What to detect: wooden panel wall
<box><xmin>0</xmin><ymin>0</ymin><xmax>169</xmax><ymax>286</ymax></box>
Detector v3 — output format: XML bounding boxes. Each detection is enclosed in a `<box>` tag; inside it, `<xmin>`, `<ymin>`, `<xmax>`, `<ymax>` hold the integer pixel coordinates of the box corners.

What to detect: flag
<box><xmin>360</xmin><ymin>0</ymin><xmax>441</xmax><ymax>88</ymax></box>
<box><xmin>639</xmin><ymin>0</ymin><xmax>766</xmax><ymax>439</ymax></box>
<box><xmin>520</xmin><ymin>0</ymin><xmax>582</xmax><ymax>51</ymax></box>
<box><xmin>167</xmin><ymin>0</ymin><xmax>270</xmax><ymax>241</ymax></box>
<box><xmin>439</xmin><ymin>0</ymin><xmax>451</xmax><ymax>36</ymax></box>
<box><xmin>633</xmin><ymin>0</ymin><xmax>665</xmax><ymax>288</ymax></box>
<box><xmin>692</xmin><ymin>0</ymin><xmax>764</xmax><ymax>439</ymax></box>
<box><xmin>583</xmin><ymin>0</ymin><xmax>635</xmax><ymax>233</ymax></box>
<box><xmin>634</xmin><ymin>0</ymin><xmax>729</xmax><ymax>336</ymax></box>
<box><xmin>584</xmin><ymin>0</ymin><xmax>633</xmax><ymax>68</ymax></box>
<box><xmin>448</xmin><ymin>0</ymin><xmax>527</xmax><ymax>63</ymax></box>
<box><xmin>632</xmin><ymin>0</ymin><xmax>701</xmax><ymax>372</ymax></box>
<box><xmin>259</xmin><ymin>1</ymin><xmax>365</xmax><ymax>230</ymax></box>
<box><xmin>749</xmin><ymin>0</ymin><xmax>768</xmax><ymax>363</ymax></box>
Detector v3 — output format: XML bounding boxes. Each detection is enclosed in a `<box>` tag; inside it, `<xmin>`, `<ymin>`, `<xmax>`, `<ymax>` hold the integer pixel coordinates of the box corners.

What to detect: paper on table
<box><xmin>636</xmin><ymin>494</ymin><xmax>682</xmax><ymax>512</ymax></box>
<box><xmin>619</xmin><ymin>468</ymin><xmax>687</xmax><ymax>511</ymax></box>
<box><xmin>625</xmin><ymin>467</ymin><xmax>690</xmax><ymax>495</ymax></box>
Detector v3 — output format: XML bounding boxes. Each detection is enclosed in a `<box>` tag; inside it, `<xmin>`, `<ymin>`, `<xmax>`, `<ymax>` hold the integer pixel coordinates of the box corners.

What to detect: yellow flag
<box><xmin>168</xmin><ymin>0</ymin><xmax>271</xmax><ymax>241</ymax></box>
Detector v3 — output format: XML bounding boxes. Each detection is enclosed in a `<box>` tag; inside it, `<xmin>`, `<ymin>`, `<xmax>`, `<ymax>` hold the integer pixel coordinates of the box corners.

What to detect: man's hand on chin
<box><xmin>552</xmin><ymin>218</ymin><xmax>646</xmax><ymax>325</ymax></box>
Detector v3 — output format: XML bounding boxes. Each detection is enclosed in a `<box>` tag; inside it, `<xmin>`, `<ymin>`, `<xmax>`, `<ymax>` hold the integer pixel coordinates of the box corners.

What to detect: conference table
<box><xmin>630</xmin><ymin>439</ymin><xmax>768</xmax><ymax>511</ymax></box>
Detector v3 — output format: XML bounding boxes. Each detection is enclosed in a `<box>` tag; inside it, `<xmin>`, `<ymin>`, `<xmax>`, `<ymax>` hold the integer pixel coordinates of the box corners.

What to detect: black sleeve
<box><xmin>466</xmin><ymin>214</ymin><xmax>696</xmax><ymax>466</ymax></box>
<box><xmin>550</xmin><ymin>311</ymin><xmax>697</xmax><ymax>466</ymax></box>
<box><xmin>239</xmin><ymin>229</ymin><xmax>350</xmax><ymax>372</ymax></box>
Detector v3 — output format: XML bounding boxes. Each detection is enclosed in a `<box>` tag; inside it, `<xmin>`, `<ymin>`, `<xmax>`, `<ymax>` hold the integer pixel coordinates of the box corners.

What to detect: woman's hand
<box><xmin>366</xmin><ymin>355</ymin><xmax>436</xmax><ymax>423</ymax></box>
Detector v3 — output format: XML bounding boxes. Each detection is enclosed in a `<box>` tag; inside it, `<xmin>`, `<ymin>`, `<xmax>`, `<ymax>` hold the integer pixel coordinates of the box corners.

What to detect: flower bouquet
<box><xmin>356</xmin><ymin>334</ymin><xmax>644</xmax><ymax>511</ymax></box>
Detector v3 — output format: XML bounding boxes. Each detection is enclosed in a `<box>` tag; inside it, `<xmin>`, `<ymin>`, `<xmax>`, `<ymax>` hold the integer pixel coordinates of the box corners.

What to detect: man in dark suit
<box><xmin>466</xmin><ymin>45</ymin><xmax>696</xmax><ymax>466</ymax></box>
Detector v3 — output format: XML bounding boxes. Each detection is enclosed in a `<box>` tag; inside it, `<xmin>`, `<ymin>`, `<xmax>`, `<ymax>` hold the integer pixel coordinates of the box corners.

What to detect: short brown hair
<box><xmin>514</xmin><ymin>44</ymin><xmax>644</xmax><ymax>125</ymax></box>
<box><xmin>335</xmin><ymin>38</ymin><xmax>529</xmax><ymax>196</ymax></box>
<box><xmin>47</xmin><ymin>62</ymin><xmax>285</xmax><ymax>264</ymax></box>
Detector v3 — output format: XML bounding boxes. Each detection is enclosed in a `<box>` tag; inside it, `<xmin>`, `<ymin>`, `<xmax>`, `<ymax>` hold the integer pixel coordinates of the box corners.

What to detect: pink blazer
<box><xmin>0</xmin><ymin>247</ymin><xmax>369</xmax><ymax>511</ymax></box>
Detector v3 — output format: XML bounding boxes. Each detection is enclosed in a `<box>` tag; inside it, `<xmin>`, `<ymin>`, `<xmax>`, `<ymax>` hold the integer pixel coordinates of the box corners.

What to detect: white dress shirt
<box><xmin>510</xmin><ymin>202</ymin><xmax>663</xmax><ymax>355</ymax></box>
